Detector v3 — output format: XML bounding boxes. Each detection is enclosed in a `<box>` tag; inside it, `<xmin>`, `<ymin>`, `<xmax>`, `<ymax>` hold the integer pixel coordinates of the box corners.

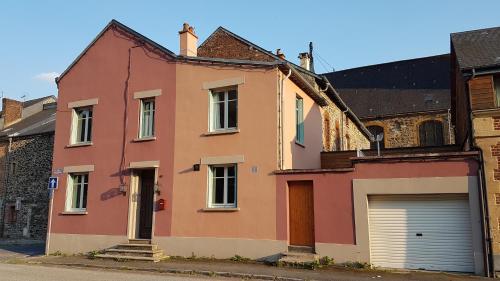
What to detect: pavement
<box><xmin>0</xmin><ymin>240</ymin><xmax>44</xmax><ymax>261</ymax></box>
<box><xmin>0</xmin><ymin>263</ymin><xmax>231</xmax><ymax>281</ymax></box>
<box><xmin>19</xmin><ymin>255</ymin><xmax>486</xmax><ymax>281</ymax></box>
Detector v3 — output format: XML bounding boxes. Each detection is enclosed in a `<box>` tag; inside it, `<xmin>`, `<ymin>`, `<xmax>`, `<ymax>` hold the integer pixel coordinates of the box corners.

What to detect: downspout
<box><xmin>279</xmin><ymin>69</ymin><xmax>292</xmax><ymax>170</ymax></box>
<box><xmin>341</xmin><ymin>109</ymin><xmax>348</xmax><ymax>150</ymax></box>
<box><xmin>0</xmin><ymin>137</ymin><xmax>12</xmax><ymax>237</ymax></box>
<box><xmin>447</xmin><ymin>108</ymin><xmax>453</xmax><ymax>145</ymax></box>
<box><xmin>466</xmin><ymin>68</ymin><xmax>494</xmax><ymax>277</ymax></box>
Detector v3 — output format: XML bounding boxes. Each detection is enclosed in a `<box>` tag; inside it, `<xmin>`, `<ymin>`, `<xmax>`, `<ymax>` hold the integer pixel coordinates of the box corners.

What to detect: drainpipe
<box><xmin>0</xmin><ymin>137</ymin><xmax>12</xmax><ymax>237</ymax></box>
<box><xmin>278</xmin><ymin>69</ymin><xmax>292</xmax><ymax>170</ymax></box>
<box><xmin>466</xmin><ymin>68</ymin><xmax>494</xmax><ymax>277</ymax></box>
<box><xmin>447</xmin><ymin>108</ymin><xmax>453</xmax><ymax>145</ymax></box>
<box><xmin>341</xmin><ymin>109</ymin><xmax>348</xmax><ymax>150</ymax></box>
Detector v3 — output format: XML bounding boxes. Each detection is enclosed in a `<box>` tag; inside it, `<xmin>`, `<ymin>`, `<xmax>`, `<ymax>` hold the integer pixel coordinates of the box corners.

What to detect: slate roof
<box><xmin>0</xmin><ymin>107</ymin><xmax>56</xmax><ymax>138</ymax></box>
<box><xmin>451</xmin><ymin>26</ymin><xmax>500</xmax><ymax>70</ymax></box>
<box><xmin>323</xmin><ymin>55</ymin><xmax>451</xmax><ymax>119</ymax></box>
<box><xmin>22</xmin><ymin>95</ymin><xmax>56</xmax><ymax>108</ymax></box>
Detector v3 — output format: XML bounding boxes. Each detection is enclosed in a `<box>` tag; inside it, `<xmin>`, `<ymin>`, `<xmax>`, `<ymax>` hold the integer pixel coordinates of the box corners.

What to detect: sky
<box><xmin>0</xmin><ymin>0</ymin><xmax>499</xmax><ymax>102</ymax></box>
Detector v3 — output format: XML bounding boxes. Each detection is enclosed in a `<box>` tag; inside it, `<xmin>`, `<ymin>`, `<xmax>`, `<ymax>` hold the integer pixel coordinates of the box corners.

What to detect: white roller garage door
<box><xmin>368</xmin><ymin>194</ymin><xmax>474</xmax><ymax>272</ymax></box>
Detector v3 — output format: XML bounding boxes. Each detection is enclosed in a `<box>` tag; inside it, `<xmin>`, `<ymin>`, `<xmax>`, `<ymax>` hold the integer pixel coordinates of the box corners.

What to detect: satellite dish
<box><xmin>375</xmin><ymin>133</ymin><xmax>384</xmax><ymax>142</ymax></box>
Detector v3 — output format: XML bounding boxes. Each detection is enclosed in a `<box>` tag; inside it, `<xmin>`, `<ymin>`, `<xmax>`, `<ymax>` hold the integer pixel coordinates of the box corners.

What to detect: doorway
<box><xmin>138</xmin><ymin>169</ymin><xmax>155</xmax><ymax>239</ymax></box>
<box><xmin>288</xmin><ymin>181</ymin><xmax>315</xmax><ymax>248</ymax></box>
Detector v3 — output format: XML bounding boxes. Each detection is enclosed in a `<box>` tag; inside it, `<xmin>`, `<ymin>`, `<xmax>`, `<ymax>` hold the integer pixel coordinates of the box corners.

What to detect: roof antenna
<box><xmin>309</xmin><ymin>42</ymin><xmax>315</xmax><ymax>73</ymax></box>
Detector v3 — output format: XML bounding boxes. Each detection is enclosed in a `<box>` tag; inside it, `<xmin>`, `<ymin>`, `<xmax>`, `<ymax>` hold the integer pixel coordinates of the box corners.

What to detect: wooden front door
<box><xmin>288</xmin><ymin>181</ymin><xmax>315</xmax><ymax>247</ymax></box>
<box><xmin>138</xmin><ymin>170</ymin><xmax>155</xmax><ymax>239</ymax></box>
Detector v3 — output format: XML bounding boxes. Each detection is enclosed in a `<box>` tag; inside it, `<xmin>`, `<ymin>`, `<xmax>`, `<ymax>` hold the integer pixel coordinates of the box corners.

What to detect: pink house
<box><xmin>47</xmin><ymin>20</ymin><xmax>486</xmax><ymax>276</ymax></box>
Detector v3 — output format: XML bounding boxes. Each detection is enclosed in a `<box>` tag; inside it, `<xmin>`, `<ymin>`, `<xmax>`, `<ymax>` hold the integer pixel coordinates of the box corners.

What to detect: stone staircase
<box><xmin>278</xmin><ymin>246</ymin><xmax>319</xmax><ymax>269</ymax></box>
<box><xmin>96</xmin><ymin>239</ymin><xmax>165</xmax><ymax>262</ymax></box>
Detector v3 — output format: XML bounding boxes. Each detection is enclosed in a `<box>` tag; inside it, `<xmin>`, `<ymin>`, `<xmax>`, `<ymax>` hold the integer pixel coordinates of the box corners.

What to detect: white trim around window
<box><xmin>209</xmin><ymin>88</ymin><xmax>238</xmax><ymax>132</ymax></box>
<box><xmin>65</xmin><ymin>173</ymin><xmax>89</xmax><ymax>212</ymax></box>
<box><xmin>139</xmin><ymin>98</ymin><xmax>155</xmax><ymax>138</ymax></box>
<box><xmin>207</xmin><ymin>164</ymin><xmax>237</xmax><ymax>208</ymax></box>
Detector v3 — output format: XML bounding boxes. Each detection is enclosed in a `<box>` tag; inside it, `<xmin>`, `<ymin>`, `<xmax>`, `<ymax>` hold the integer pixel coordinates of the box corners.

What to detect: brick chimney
<box><xmin>179</xmin><ymin>23</ymin><xmax>198</xmax><ymax>57</ymax></box>
<box><xmin>2</xmin><ymin>98</ymin><xmax>22</xmax><ymax>128</ymax></box>
<box><xmin>298</xmin><ymin>52</ymin><xmax>311</xmax><ymax>71</ymax></box>
<box><xmin>276</xmin><ymin>49</ymin><xmax>285</xmax><ymax>60</ymax></box>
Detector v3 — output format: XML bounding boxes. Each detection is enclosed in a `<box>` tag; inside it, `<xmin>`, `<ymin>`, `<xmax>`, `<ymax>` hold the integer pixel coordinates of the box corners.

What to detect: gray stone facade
<box><xmin>2</xmin><ymin>133</ymin><xmax>54</xmax><ymax>240</ymax></box>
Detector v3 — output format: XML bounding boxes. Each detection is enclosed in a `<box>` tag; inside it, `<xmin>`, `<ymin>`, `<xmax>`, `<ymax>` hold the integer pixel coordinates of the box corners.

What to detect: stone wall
<box><xmin>0</xmin><ymin>141</ymin><xmax>8</xmax><ymax>235</ymax></box>
<box><xmin>363</xmin><ymin>111</ymin><xmax>455</xmax><ymax>148</ymax></box>
<box><xmin>2</xmin><ymin>133</ymin><xmax>54</xmax><ymax>240</ymax></box>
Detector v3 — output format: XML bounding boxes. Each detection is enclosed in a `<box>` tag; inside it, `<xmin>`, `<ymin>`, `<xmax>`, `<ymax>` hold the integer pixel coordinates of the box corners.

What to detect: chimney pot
<box><xmin>298</xmin><ymin>52</ymin><xmax>311</xmax><ymax>71</ymax></box>
<box><xmin>276</xmin><ymin>49</ymin><xmax>285</xmax><ymax>60</ymax></box>
<box><xmin>179</xmin><ymin>22</ymin><xmax>198</xmax><ymax>57</ymax></box>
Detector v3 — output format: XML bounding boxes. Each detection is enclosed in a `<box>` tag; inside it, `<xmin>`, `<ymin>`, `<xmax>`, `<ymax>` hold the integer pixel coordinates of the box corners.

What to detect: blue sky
<box><xmin>1</xmin><ymin>0</ymin><xmax>499</xmax><ymax>102</ymax></box>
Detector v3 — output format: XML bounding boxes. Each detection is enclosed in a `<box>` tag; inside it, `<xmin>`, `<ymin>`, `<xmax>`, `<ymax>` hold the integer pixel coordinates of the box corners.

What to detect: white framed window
<box><xmin>71</xmin><ymin>107</ymin><xmax>93</xmax><ymax>144</ymax></box>
<box><xmin>139</xmin><ymin>99</ymin><xmax>155</xmax><ymax>138</ymax></box>
<box><xmin>296</xmin><ymin>96</ymin><xmax>304</xmax><ymax>144</ymax></box>
<box><xmin>207</xmin><ymin>165</ymin><xmax>237</xmax><ymax>208</ymax></box>
<box><xmin>210</xmin><ymin>88</ymin><xmax>237</xmax><ymax>131</ymax></box>
<box><xmin>65</xmin><ymin>173</ymin><xmax>89</xmax><ymax>211</ymax></box>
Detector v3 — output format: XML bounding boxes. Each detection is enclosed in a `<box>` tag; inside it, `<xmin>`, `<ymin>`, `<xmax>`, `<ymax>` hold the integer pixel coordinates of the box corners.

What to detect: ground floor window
<box><xmin>66</xmin><ymin>173</ymin><xmax>89</xmax><ymax>211</ymax></box>
<box><xmin>208</xmin><ymin>165</ymin><xmax>237</xmax><ymax>208</ymax></box>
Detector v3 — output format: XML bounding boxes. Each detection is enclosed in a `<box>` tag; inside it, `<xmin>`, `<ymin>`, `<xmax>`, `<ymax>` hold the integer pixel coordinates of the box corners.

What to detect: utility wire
<box><xmin>314</xmin><ymin>51</ymin><xmax>336</xmax><ymax>72</ymax></box>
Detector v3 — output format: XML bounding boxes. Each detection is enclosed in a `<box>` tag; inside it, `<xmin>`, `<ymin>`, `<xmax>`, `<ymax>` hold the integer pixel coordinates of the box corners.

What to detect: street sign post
<box><xmin>46</xmin><ymin>176</ymin><xmax>58</xmax><ymax>256</ymax></box>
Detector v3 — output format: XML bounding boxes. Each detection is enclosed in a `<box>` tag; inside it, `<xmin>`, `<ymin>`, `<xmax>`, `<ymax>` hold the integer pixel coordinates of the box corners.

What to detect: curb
<box><xmin>27</xmin><ymin>261</ymin><xmax>313</xmax><ymax>281</ymax></box>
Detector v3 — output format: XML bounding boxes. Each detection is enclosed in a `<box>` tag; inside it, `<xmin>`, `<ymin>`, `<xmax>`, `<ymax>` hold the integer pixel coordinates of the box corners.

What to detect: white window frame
<box><xmin>209</xmin><ymin>88</ymin><xmax>238</xmax><ymax>132</ymax></box>
<box><xmin>71</xmin><ymin>107</ymin><xmax>93</xmax><ymax>144</ymax></box>
<box><xmin>207</xmin><ymin>164</ymin><xmax>237</xmax><ymax>208</ymax></box>
<box><xmin>296</xmin><ymin>95</ymin><xmax>304</xmax><ymax>144</ymax></box>
<box><xmin>65</xmin><ymin>173</ymin><xmax>89</xmax><ymax>212</ymax></box>
<box><xmin>139</xmin><ymin>98</ymin><xmax>155</xmax><ymax>138</ymax></box>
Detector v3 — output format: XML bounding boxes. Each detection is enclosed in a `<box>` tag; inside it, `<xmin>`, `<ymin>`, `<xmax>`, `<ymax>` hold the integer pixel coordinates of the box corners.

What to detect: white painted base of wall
<box><xmin>48</xmin><ymin>233</ymin><xmax>127</xmax><ymax>254</ymax></box>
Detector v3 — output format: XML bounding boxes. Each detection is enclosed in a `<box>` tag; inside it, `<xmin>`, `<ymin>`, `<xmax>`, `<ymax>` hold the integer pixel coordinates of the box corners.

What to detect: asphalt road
<box><xmin>0</xmin><ymin>264</ymin><xmax>231</xmax><ymax>281</ymax></box>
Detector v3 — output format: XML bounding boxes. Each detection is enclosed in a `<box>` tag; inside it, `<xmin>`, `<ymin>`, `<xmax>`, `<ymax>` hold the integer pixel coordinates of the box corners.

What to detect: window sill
<box><xmin>133</xmin><ymin>136</ymin><xmax>156</xmax><ymax>142</ymax></box>
<box><xmin>295</xmin><ymin>141</ymin><xmax>305</xmax><ymax>148</ymax></box>
<box><xmin>60</xmin><ymin>211</ymin><xmax>88</xmax><ymax>215</ymax></box>
<box><xmin>66</xmin><ymin>142</ymin><xmax>93</xmax><ymax>148</ymax></box>
<box><xmin>202</xmin><ymin>207</ymin><xmax>240</xmax><ymax>212</ymax></box>
<box><xmin>203</xmin><ymin>129</ymin><xmax>240</xmax><ymax>136</ymax></box>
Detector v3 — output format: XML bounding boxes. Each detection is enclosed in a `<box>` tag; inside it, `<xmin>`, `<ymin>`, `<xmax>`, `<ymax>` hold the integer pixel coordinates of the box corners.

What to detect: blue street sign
<box><xmin>48</xmin><ymin>177</ymin><xmax>58</xmax><ymax>190</ymax></box>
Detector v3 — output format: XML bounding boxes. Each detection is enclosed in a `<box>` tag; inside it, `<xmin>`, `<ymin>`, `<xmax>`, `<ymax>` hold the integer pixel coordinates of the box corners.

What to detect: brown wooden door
<box><xmin>139</xmin><ymin>170</ymin><xmax>155</xmax><ymax>239</ymax></box>
<box><xmin>288</xmin><ymin>181</ymin><xmax>315</xmax><ymax>247</ymax></box>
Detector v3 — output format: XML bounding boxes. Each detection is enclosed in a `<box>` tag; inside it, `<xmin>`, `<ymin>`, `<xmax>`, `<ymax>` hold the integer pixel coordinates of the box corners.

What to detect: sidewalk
<box><xmin>14</xmin><ymin>255</ymin><xmax>486</xmax><ymax>281</ymax></box>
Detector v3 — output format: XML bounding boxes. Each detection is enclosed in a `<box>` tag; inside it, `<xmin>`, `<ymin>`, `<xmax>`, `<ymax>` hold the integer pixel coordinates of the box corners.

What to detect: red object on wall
<box><xmin>157</xmin><ymin>199</ymin><xmax>165</xmax><ymax>211</ymax></box>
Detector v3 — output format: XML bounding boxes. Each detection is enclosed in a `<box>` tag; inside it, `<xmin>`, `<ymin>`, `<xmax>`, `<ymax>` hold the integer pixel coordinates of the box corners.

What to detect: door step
<box><xmin>96</xmin><ymin>239</ymin><xmax>165</xmax><ymax>262</ymax></box>
<box><xmin>278</xmin><ymin>251</ymin><xmax>319</xmax><ymax>269</ymax></box>
<box><xmin>288</xmin><ymin>245</ymin><xmax>314</xmax><ymax>253</ymax></box>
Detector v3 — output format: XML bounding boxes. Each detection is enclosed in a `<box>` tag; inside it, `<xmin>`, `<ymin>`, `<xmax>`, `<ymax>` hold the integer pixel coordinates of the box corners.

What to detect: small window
<box><xmin>10</xmin><ymin>162</ymin><xmax>17</xmax><ymax>175</ymax></box>
<box><xmin>296</xmin><ymin>96</ymin><xmax>304</xmax><ymax>144</ymax></box>
<box><xmin>210</xmin><ymin>88</ymin><xmax>237</xmax><ymax>131</ymax></box>
<box><xmin>419</xmin><ymin>120</ymin><xmax>444</xmax><ymax>146</ymax></box>
<box><xmin>139</xmin><ymin>99</ymin><xmax>155</xmax><ymax>138</ymax></box>
<box><xmin>7</xmin><ymin>205</ymin><xmax>16</xmax><ymax>223</ymax></box>
<box><xmin>66</xmin><ymin>173</ymin><xmax>89</xmax><ymax>211</ymax></box>
<box><xmin>72</xmin><ymin>107</ymin><xmax>92</xmax><ymax>144</ymax></box>
<box><xmin>495</xmin><ymin>76</ymin><xmax>500</xmax><ymax>107</ymax></box>
<box><xmin>208</xmin><ymin>165</ymin><xmax>237</xmax><ymax>208</ymax></box>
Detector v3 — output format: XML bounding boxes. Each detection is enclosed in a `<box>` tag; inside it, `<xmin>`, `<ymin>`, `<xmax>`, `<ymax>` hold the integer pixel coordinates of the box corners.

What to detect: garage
<box><xmin>368</xmin><ymin>194</ymin><xmax>474</xmax><ymax>272</ymax></box>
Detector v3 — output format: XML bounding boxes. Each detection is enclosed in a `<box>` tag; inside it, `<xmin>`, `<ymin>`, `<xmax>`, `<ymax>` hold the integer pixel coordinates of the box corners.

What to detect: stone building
<box><xmin>451</xmin><ymin>26</ymin><xmax>500</xmax><ymax>274</ymax></box>
<box><xmin>324</xmin><ymin>54</ymin><xmax>454</xmax><ymax>149</ymax></box>
<box><xmin>0</xmin><ymin>96</ymin><xmax>56</xmax><ymax>240</ymax></box>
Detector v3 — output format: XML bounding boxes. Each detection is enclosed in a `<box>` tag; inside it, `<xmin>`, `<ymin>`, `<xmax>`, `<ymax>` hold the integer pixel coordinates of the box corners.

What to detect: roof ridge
<box><xmin>322</xmin><ymin>54</ymin><xmax>450</xmax><ymax>75</ymax></box>
<box><xmin>451</xmin><ymin>25</ymin><xmax>500</xmax><ymax>36</ymax></box>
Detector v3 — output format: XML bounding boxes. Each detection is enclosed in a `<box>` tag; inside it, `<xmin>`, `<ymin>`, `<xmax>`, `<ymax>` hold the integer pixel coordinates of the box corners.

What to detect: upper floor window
<box><xmin>208</xmin><ymin>165</ymin><xmax>237</xmax><ymax>208</ymax></box>
<box><xmin>367</xmin><ymin>125</ymin><xmax>385</xmax><ymax>150</ymax></box>
<box><xmin>66</xmin><ymin>173</ymin><xmax>89</xmax><ymax>212</ymax></box>
<box><xmin>210</xmin><ymin>88</ymin><xmax>237</xmax><ymax>131</ymax></box>
<box><xmin>296</xmin><ymin>96</ymin><xmax>304</xmax><ymax>144</ymax></box>
<box><xmin>419</xmin><ymin>120</ymin><xmax>444</xmax><ymax>147</ymax></box>
<box><xmin>139</xmin><ymin>99</ymin><xmax>155</xmax><ymax>138</ymax></box>
<box><xmin>72</xmin><ymin>107</ymin><xmax>92</xmax><ymax>144</ymax></box>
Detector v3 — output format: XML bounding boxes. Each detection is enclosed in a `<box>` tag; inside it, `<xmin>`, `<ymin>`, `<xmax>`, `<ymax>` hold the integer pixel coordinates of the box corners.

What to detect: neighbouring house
<box><xmin>0</xmin><ymin>96</ymin><xmax>56</xmax><ymax>240</ymax></box>
<box><xmin>324</xmin><ymin>54</ymin><xmax>455</xmax><ymax>149</ymax></box>
<box><xmin>451</xmin><ymin>25</ymin><xmax>500</xmax><ymax>275</ymax></box>
<box><xmin>47</xmin><ymin>20</ymin><xmax>370</xmax><ymax>259</ymax></box>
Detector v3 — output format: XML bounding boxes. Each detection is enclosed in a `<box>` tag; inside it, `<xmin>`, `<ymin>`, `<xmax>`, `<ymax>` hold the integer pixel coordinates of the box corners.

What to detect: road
<box><xmin>0</xmin><ymin>263</ymin><xmax>232</xmax><ymax>281</ymax></box>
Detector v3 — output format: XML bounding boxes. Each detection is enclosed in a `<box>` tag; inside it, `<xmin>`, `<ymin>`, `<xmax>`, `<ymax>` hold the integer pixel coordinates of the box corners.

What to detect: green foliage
<box><xmin>344</xmin><ymin>261</ymin><xmax>371</xmax><ymax>269</ymax></box>
<box><xmin>319</xmin><ymin>256</ymin><xmax>334</xmax><ymax>266</ymax></box>
<box><xmin>230</xmin><ymin>255</ymin><xmax>250</xmax><ymax>262</ymax></box>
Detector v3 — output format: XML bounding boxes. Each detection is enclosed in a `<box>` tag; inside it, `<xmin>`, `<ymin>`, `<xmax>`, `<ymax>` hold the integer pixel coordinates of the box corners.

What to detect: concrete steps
<box><xmin>96</xmin><ymin>239</ymin><xmax>165</xmax><ymax>262</ymax></box>
<box><xmin>278</xmin><ymin>249</ymin><xmax>319</xmax><ymax>269</ymax></box>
